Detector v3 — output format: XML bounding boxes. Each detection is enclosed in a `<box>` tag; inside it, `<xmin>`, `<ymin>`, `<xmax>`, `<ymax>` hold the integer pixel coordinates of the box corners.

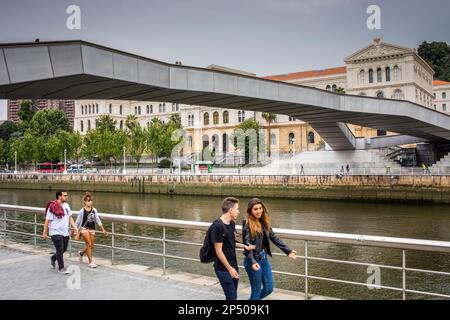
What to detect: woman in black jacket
<box><xmin>243</xmin><ymin>198</ymin><xmax>297</xmax><ymax>300</ymax></box>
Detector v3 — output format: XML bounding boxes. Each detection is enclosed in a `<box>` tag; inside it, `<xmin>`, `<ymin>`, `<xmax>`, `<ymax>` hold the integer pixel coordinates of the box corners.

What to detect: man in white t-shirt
<box><xmin>43</xmin><ymin>190</ymin><xmax>78</xmax><ymax>274</ymax></box>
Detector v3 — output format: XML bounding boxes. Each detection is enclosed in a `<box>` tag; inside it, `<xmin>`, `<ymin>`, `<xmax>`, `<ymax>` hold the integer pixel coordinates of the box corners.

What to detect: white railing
<box><xmin>1</xmin><ymin>204</ymin><xmax>450</xmax><ymax>299</ymax></box>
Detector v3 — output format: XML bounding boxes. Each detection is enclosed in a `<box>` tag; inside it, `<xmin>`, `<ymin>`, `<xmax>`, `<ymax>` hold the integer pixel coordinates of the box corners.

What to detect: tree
<box><xmin>30</xmin><ymin>109</ymin><xmax>71</xmax><ymax>138</ymax></box>
<box><xmin>125</xmin><ymin>114</ymin><xmax>138</xmax><ymax>131</ymax></box>
<box><xmin>0</xmin><ymin>139</ymin><xmax>5</xmax><ymax>165</ymax></box>
<box><xmin>129</xmin><ymin>125</ymin><xmax>147</xmax><ymax>171</ymax></box>
<box><xmin>335</xmin><ymin>87</ymin><xmax>346</xmax><ymax>94</ymax></box>
<box><xmin>96</xmin><ymin>115</ymin><xmax>117</xmax><ymax>133</ymax></box>
<box><xmin>83</xmin><ymin>129</ymin><xmax>115</xmax><ymax>169</ymax></box>
<box><xmin>146</xmin><ymin>118</ymin><xmax>183</xmax><ymax>161</ymax></box>
<box><xmin>17</xmin><ymin>100</ymin><xmax>35</xmax><ymax>123</ymax></box>
<box><xmin>262</xmin><ymin>112</ymin><xmax>276</xmax><ymax>158</ymax></box>
<box><xmin>0</xmin><ymin>121</ymin><xmax>19</xmax><ymax>141</ymax></box>
<box><xmin>418</xmin><ymin>41</ymin><xmax>450</xmax><ymax>81</ymax></box>
<box><xmin>232</xmin><ymin>119</ymin><xmax>262</xmax><ymax>164</ymax></box>
<box><xmin>44</xmin><ymin>135</ymin><xmax>63</xmax><ymax>163</ymax></box>
<box><xmin>111</xmin><ymin>130</ymin><xmax>128</xmax><ymax>168</ymax></box>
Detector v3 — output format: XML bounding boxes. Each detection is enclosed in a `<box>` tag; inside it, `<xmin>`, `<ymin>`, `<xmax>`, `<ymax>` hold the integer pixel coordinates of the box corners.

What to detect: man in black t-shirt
<box><xmin>211</xmin><ymin>197</ymin><xmax>254</xmax><ymax>300</ymax></box>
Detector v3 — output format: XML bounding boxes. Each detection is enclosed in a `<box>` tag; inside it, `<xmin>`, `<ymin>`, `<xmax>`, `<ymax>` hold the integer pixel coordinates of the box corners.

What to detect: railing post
<box><xmin>2</xmin><ymin>210</ymin><xmax>6</xmax><ymax>243</ymax></box>
<box><xmin>402</xmin><ymin>250</ymin><xmax>406</xmax><ymax>300</ymax></box>
<box><xmin>305</xmin><ymin>240</ymin><xmax>309</xmax><ymax>300</ymax></box>
<box><xmin>34</xmin><ymin>213</ymin><xmax>37</xmax><ymax>248</ymax></box>
<box><xmin>163</xmin><ymin>226</ymin><xmax>166</xmax><ymax>275</ymax></box>
<box><xmin>111</xmin><ymin>222</ymin><xmax>115</xmax><ymax>265</ymax></box>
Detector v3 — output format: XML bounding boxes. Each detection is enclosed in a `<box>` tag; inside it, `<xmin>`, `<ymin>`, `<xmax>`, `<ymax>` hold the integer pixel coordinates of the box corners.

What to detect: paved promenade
<box><xmin>0</xmin><ymin>242</ymin><xmax>325</xmax><ymax>300</ymax></box>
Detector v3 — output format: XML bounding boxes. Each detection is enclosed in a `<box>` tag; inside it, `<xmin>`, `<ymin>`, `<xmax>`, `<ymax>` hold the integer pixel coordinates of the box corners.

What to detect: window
<box><xmin>89</xmin><ymin>105</ymin><xmax>91</xmax><ymax>114</ymax></box>
<box><xmin>289</xmin><ymin>133</ymin><xmax>295</xmax><ymax>145</ymax></box>
<box><xmin>223</xmin><ymin>111</ymin><xmax>229</xmax><ymax>124</ymax></box>
<box><xmin>369</xmin><ymin>69</ymin><xmax>374</xmax><ymax>83</ymax></box>
<box><xmin>307</xmin><ymin>132</ymin><xmax>315</xmax><ymax>144</ymax></box>
<box><xmin>443</xmin><ymin>92</ymin><xmax>447</xmax><ymax>99</ymax></box>
<box><xmin>147</xmin><ymin>105</ymin><xmax>149</xmax><ymax>114</ymax></box>
<box><xmin>120</xmin><ymin>105</ymin><xmax>122</xmax><ymax>115</ymax></box>
<box><xmin>95</xmin><ymin>119</ymin><xmax>98</xmax><ymax>128</ymax></box>
<box><xmin>376</xmin><ymin>91</ymin><xmax>385</xmax><ymax>98</ymax></box>
<box><xmin>393</xmin><ymin>66</ymin><xmax>400</xmax><ymax>80</ymax></box>
<box><xmin>96</xmin><ymin>104</ymin><xmax>98</xmax><ymax>113</ymax></box>
<box><xmin>377</xmin><ymin>130</ymin><xmax>387</xmax><ymax>136</ymax></box>
<box><xmin>203</xmin><ymin>112</ymin><xmax>210</xmax><ymax>125</ymax></box>
<box><xmin>162</xmin><ymin>103</ymin><xmax>166</xmax><ymax>113</ymax></box>
<box><xmin>88</xmin><ymin>120</ymin><xmax>91</xmax><ymax>131</ymax></box>
<box><xmin>150</xmin><ymin>105</ymin><xmax>153</xmax><ymax>114</ymax></box>
<box><xmin>270</xmin><ymin>134</ymin><xmax>276</xmax><ymax>146</ymax></box>
<box><xmin>385</xmin><ymin>67</ymin><xmax>391</xmax><ymax>82</ymax></box>
<box><xmin>120</xmin><ymin>120</ymin><xmax>123</xmax><ymax>130</ymax></box>
<box><xmin>289</xmin><ymin>116</ymin><xmax>295</xmax><ymax>121</ymax></box>
<box><xmin>80</xmin><ymin>121</ymin><xmax>84</xmax><ymax>132</ymax></box>
<box><xmin>377</xmin><ymin>67</ymin><xmax>382</xmax><ymax>83</ymax></box>
<box><xmin>359</xmin><ymin>70</ymin><xmax>365</xmax><ymax>84</ymax></box>
<box><xmin>444</xmin><ymin>104</ymin><xmax>447</xmax><ymax>112</ymax></box>
<box><xmin>332</xmin><ymin>84</ymin><xmax>337</xmax><ymax>92</ymax></box>
<box><xmin>138</xmin><ymin>106</ymin><xmax>141</xmax><ymax>115</ymax></box>
<box><xmin>222</xmin><ymin>134</ymin><xmax>228</xmax><ymax>153</ymax></box>
<box><xmin>434</xmin><ymin>93</ymin><xmax>437</xmax><ymax>99</ymax></box>
<box><xmin>135</xmin><ymin>106</ymin><xmax>137</xmax><ymax>115</ymax></box>
<box><xmin>188</xmin><ymin>136</ymin><xmax>193</xmax><ymax>148</ymax></box>
<box><xmin>188</xmin><ymin>114</ymin><xmax>194</xmax><ymax>126</ymax></box>
<box><xmin>213</xmin><ymin>111</ymin><xmax>219</xmax><ymax>125</ymax></box>
<box><xmin>393</xmin><ymin>89</ymin><xmax>402</xmax><ymax>100</ymax></box>
<box><xmin>326</xmin><ymin>85</ymin><xmax>331</xmax><ymax>91</ymax></box>
<box><xmin>159</xmin><ymin>104</ymin><xmax>163</xmax><ymax>113</ymax></box>
<box><xmin>109</xmin><ymin>104</ymin><xmax>112</xmax><ymax>114</ymax></box>
<box><xmin>81</xmin><ymin>105</ymin><xmax>84</xmax><ymax>115</ymax></box>
<box><xmin>238</xmin><ymin>111</ymin><xmax>243</xmax><ymax>123</ymax></box>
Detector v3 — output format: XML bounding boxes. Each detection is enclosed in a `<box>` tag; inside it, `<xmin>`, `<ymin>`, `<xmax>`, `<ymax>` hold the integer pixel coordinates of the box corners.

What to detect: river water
<box><xmin>2</xmin><ymin>189</ymin><xmax>450</xmax><ymax>299</ymax></box>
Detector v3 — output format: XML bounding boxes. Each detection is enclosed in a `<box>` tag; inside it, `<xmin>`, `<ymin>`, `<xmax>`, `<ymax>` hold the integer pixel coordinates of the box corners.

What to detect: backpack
<box><xmin>199</xmin><ymin>219</ymin><xmax>228</xmax><ymax>263</ymax></box>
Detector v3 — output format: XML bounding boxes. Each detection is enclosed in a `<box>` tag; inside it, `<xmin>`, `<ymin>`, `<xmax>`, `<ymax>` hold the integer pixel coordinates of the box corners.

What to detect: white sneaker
<box><xmin>58</xmin><ymin>267</ymin><xmax>71</xmax><ymax>274</ymax></box>
<box><xmin>88</xmin><ymin>262</ymin><xmax>97</xmax><ymax>268</ymax></box>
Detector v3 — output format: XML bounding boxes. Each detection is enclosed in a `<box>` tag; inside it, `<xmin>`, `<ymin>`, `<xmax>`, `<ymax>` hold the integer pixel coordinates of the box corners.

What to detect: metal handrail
<box><xmin>2</xmin><ymin>203</ymin><xmax>450</xmax><ymax>300</ymax></box>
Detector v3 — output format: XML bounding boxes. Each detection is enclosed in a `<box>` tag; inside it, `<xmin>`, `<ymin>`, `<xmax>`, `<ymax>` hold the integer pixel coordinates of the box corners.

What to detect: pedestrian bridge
<box><xmin>0</xmin><ymin>40</ymin><xmax>449</xmax><ymax>150</ymax></box>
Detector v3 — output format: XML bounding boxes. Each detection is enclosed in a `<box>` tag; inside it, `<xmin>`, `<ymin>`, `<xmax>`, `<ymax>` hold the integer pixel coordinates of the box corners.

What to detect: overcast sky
<box><xmin>1</xmin><ymin>0</ymin><xmax>449</xmax><ymax>120</ymax></box>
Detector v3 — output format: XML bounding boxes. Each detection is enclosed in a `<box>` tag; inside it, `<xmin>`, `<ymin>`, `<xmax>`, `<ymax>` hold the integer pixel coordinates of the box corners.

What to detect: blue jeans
<box><xmin>215</xmin><ymin>270</ymin><xmax>239</xmax><ymax>300</ymax></box>
<box><xmin>244</xmin><ymin>250</ymin><xmax>274</xmax><ymax>300</ymax></box>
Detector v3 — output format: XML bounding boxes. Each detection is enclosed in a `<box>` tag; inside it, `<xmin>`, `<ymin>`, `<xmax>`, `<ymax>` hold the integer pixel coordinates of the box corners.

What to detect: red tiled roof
<box><xmin>264</xmin><ymin>66</ymin><xmax>347</xmax><ymax>81</ymax></box>
<box><xmin>433</xmin><ymin>80</ymin><xmax>450</xmax><ymax>86</ymax></box>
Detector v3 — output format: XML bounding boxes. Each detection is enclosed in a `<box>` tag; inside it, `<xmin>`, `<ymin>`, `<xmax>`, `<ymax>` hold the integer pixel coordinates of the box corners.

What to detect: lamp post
<box><xmin>14</xmin><ymin>151</ymin><xmax>17</xmax><ymax>174</ymax></box>
<box><xmin>63</xmin><ymin>149</ymin><xmax>67</xmax><ymax>174</ymax></box>
<box><xmin>123</xmin><ymin>146</ymin><xmax>126</xmax><ymax>174</ymax></box>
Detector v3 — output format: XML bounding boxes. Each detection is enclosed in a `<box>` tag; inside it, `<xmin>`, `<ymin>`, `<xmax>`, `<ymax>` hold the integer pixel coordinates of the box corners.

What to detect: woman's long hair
<box><xmin>246</xmin><ymin>198</ymin><xmax>271</xmax><ymax>240</ymax></box>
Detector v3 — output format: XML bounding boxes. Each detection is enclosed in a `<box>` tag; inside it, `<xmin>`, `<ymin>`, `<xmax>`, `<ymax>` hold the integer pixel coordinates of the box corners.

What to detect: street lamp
<box><xmin>14</xmin><ymin>151</ymin><xmax>17</xmax><ymax>174</ymax></box>
<box><xmin>123</xmin><ymin>146</ymin><xmax>126</xmax><ymax>174</ymax></box>
<box><xmin>63</xmin><ymin>149</ymin><xmax>67</xmax><ymax>174</ymax></box>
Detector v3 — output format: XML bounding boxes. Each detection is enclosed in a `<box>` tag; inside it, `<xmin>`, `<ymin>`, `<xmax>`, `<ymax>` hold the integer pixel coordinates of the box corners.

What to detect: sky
<box><xmin>0</xmin><ymin>0</ymin><xmax>449</xmax><ymax>120</ymax></box>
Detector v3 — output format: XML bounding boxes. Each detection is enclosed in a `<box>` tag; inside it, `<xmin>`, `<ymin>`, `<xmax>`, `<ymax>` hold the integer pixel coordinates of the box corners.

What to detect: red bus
<box><xmin>36</xmin><ymin>163</ymin><xmax>65</xmax><ymax>173</ymax></box>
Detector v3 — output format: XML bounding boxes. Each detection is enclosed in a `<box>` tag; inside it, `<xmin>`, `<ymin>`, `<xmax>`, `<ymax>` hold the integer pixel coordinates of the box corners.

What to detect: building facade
<box><xmin>433</xmin><ymin>80</ymin><xmax>450</xmax><ymax>114</ymax></box>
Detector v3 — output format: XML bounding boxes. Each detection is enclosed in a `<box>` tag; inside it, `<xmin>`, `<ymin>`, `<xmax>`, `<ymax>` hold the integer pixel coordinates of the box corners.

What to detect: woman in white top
<box><xmin>75</xmin><ymin>192</ymin><xmax>108</xmax><ymax>268</ymax></box>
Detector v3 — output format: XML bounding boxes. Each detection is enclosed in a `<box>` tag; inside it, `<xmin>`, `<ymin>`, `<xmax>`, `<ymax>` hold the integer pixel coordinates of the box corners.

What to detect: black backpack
<box><xmin>199</xmin><ymin>219</ymin><xmax>228</xmax><ymax>263</ymax></box>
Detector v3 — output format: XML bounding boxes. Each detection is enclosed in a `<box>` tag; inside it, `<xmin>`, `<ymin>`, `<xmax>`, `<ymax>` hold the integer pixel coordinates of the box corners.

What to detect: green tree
<box><xmin>232</xmin><ymin>119</ymin><xmax>262</xmax><ymax>164</ymax></box>
<box><xmin>146</xmin><ymin>118</ymin><xmax>182</xmax><ymax>161</ymax></box>
<box><xmin>17</xmin><ymin>100</ymin><xmax>35</xmax><ymax>123</ymax></box>
<box><xmin>111</xmin><ymin>129</ymin><xmax>128</xmax><ymax>168</ymax></box>
<box><xmin>125</xmin><ymin>114</ymin><xmax>138</xmax><ymax>131</ymax></box>
<box><xmin>96</xmin><ymin>115</ymin><xmax>117</xmax><ymax>133</ymax></box>
<box><xmin>129</xmin><ymin>124</ymin><xmax>147</xmax><ymax>171</ymax></box>
<box><xmin>0</xmin><ymin>139</ymin><xmax>5</xmax><ymax>165</ymax></box>
<box><xmin>262</xmin><ymin>112</ymin><xmax>276</xmax><ymax>158</ymax></box>
<box><xmin>30</xmin><ymin>109</ymin><xmax>71</xmax><ymax>138</ymax></box>
<box><xmin>335</xmin><ymin>87</ymin><xmax>346</xmax><ymax>94</ymax></box>
<box><xmin>83</xmin><ymin>129</ymin><xmax>116</xmax><ymax>169</ymax></box>
<box><xmin>8</xmin><ymin>138</ymin><xmax>25</xmax><ymax>168</ymax></box>
<box><xmin>44</xmin><ymin>135</ymin><xmax>63</xmax><ymax>163</ymax></box>
<box><xmin>418</xmin><ymin>41</ymin><xmax>450</xmax><ymax>81</ymax></box>
<box><xmin>0</xmin><ymin>120</ymin><xmax>19</xmax><ymax>141</ymax></box>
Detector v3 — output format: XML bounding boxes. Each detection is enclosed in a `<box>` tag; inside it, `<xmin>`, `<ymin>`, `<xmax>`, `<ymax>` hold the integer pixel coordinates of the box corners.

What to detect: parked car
<box><xmin>85</xmin><ymin>168</ymin><xmax>99</xmax><ymax>173</ymax></box>
<box><xmin>67</xmin><ymin>164</ymin><xmax>84</xmax><ymax>173</ymax></box>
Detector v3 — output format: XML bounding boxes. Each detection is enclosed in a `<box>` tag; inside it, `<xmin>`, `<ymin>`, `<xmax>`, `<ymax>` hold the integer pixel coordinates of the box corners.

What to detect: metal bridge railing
<box><xmin>1</xmin><ymin>203</ymin><xmax>450</xmax><ymax>300</ymax></box>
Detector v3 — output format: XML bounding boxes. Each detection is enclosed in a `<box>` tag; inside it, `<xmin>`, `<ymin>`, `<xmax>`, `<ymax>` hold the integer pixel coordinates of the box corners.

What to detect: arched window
<box><xmin>385</xmin><ymin>67</ymin><xmax>391</xmax><ymax>82</ymax></box>
<box><xmin>359</xmin><ymin>70</ymin><xmax>365</xmax><ymax>84</ymax></box>
<box><xmin>80</xmin><ymin>120</ymin><xmax>84</xmax><ymax>132</ymax></box>
<box><xmin>138</xmin><ymin>106</ymin><xmax>141</xmax><ymax>115</ymax></box>
<box><xmin>150</xmin><ymin>105</ymin><xmax>153</xmax><ymax>114</ymax></box>
<box><xmin>120</xmin><ymin>105</ymin><xmax>122</xmax><ymax>115</ymax></box>
<box><xmin>96</xmin><ymin>104</ymin><xmax>98</xmax><ymax>113</ymax></box>
<box><xmin>242</xmin><ymin>110</ymin><xmax>245</xmax><ymax>121</ymax></box>
<box><xmin>393</xmin><ymin>89</ymin><xmax>403</xmax><ymax>100</ymax></box>
<box><xmin>120</xmin><ymin>120</ymin><xmax>123</xmax><ymax>130</ymax></box>
<box><xmin>188</xmin><ymin>114</ymin><xmax>194</xmax><ymax>126</ymax></box>
<box><xmin>222</xmin><ymin>134</ymin><xmax>228</xmax><ymax>153</ymax></box>
<box><xmin>369</xmin><ymin>69</ymin><xmax>374</xmax><ymax>83</ymax></box>
<box><xmin>271</xmin><ymin>133</ymin><xmax>276</xmax><ymax>146</ymax></box>
<box><xmin>109</xmin><ymin>104</ymin><xmax>112</xmax><ymax>114</ymax></box>
<box><xmin>135</xmin><ymin>106</ymin><xmax>137</xmax><ymax>115</ymax></box>
<box><xmin>393</xmin><ymin>66</ymin><xmax>400</xmax><ymax>80</ymax></box>
<box><xmin>213</xmin><ymin>111</ymin><xmax>219</xmax><ymax>125</ymax></box>
<box><xmin>147</xmin><ymin>105</ymin><xmax>149</xmax><ymax>114</ymax></box>
<box><xmin>203</xmin><ymin>112</ymin><xmax>210</xmax><ymax>125</ymax></box>
<box><xmin>332</xmin><ymin>84</ymin><xmax>337</xmax><ymax>92</ymax></box>
<box><xmin>188</xmin><ymin>136</ymin><xmax>193</xmax><ymax>148</ymax></box>
<box><xmin>289</xmin><ymin>132</ymin><xmax>295</xmax><ymax>145</ymax></box>
<box><xmin>81</xmin><ymin>105</ymin><xmax>84</xmax><ymax>115</ymax></box>
<box><xmin>88</xmin><ymin>120</ymin><xmax>91</xmax><ymax>131</ymax></box>
<box><xmin>238</xmin><ymin>111</ymin><xmax>242</xmax><ymax>123</ymax></box>
<box><xmin>89</xmin><ymin>105</ymin><xmax>91</xmax><ymax>114</ymax></box>
<box><xmin>202</xmin><ymin>135</ymin><xmax>209</xmax><ymax>149</ymax></box>
<box><xmin>212</xmin><ymin>134</ymin><xmax>219</xmax><ymax>149</ymax></box>
<box><xmin>223</xmin><ymin>111</ymin><xmax>229</xmax><ymax>124</ymax></box>
<box><xmin>308</xmin><ymin>132</ymin><xmax>315</xmax><ymax>144</ymax></box>
<box><xmin>84</xmin><ymin>106</ymin><xmax>87</xmax><ymax>114</ymax></box>
<box><xmin>377</xmin><ymin>67</ymin><xmax>382</xmax><ymax>82</ymax></box>
<box><xmin>376</xmin><ymin>91</ymin><xmax>385</xmax><ymax>98</ymax></box>
<box><xmin>326</xmin><ymin>85</ymin><xmax>331</xmax><ymax>91</ymax></box>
